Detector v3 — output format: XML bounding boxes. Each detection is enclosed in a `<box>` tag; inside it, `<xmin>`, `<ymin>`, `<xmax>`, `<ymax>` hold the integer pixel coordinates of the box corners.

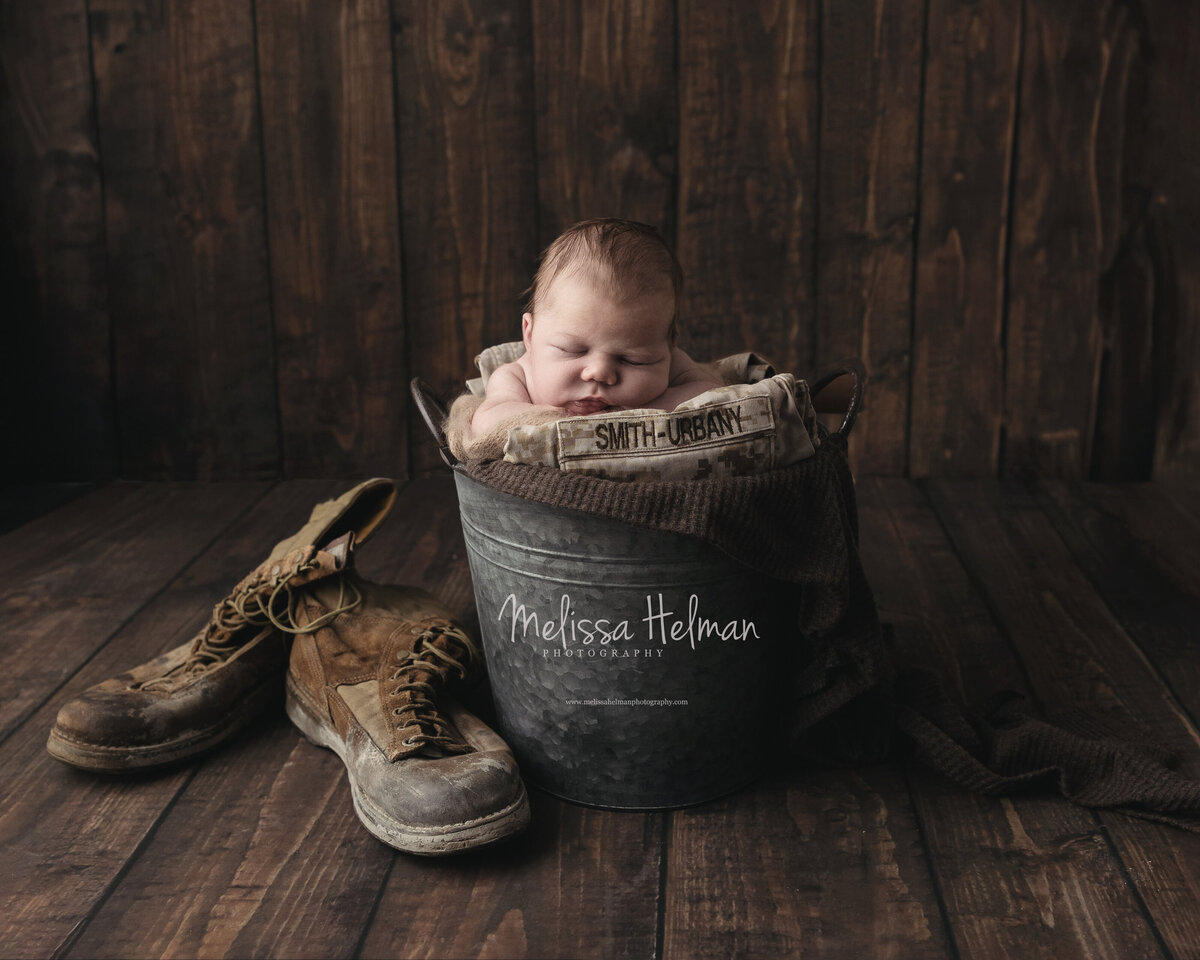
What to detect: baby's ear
<box><xmin>521</xmin><ymin>313</ymin><xmax>534</xmax><ymax>347</ymax></box>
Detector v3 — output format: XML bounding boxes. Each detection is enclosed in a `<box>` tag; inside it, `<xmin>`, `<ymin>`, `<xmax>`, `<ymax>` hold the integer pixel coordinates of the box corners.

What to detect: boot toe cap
<box><xmin>356</xmin><ymin>737</ymin><xmax>525</xmax><ymax>829</ymax></box>
<box><xmin>52</xmin><ymin>687</ymin><xmax>167</xmax><ymax>747</ymax></box>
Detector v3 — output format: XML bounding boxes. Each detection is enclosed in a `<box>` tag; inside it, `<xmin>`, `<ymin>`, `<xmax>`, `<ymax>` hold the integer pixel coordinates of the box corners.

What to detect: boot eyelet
<box><xmin>392</xmin><ymin>708</ymin><xmax>402</xmax><ymax>716</ymax></box>
<box><xmin>402</xmin><ymin>737</ymin><xmax>419</xmax><ymax>747</ymax></box>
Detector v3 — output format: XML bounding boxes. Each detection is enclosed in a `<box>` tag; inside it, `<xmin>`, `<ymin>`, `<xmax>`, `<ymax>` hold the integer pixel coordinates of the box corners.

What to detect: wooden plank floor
<box><xmin>2</xmin><ymin>476</ymin><xmax>1199</xmax><ymax>960</ymax></box>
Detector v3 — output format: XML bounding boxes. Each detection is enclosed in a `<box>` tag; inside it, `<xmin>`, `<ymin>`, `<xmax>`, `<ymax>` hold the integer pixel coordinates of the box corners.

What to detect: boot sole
<box><xmin>45</xmin><ymin>675</ymin><xmax>280</xmax><ymax>773</ymax></box>
<box><xmin>285</xmin><ymin>677</ymin><xmax>530</xmax><ymax>856</ymax></box>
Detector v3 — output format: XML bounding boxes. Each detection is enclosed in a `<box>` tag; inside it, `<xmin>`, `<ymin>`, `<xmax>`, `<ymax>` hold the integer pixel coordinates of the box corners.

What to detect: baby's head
<box><xmin>521</xmin><ymin>219</ymin><xmax>682</xmax><ymax>415</ymax></box>
<box><xmin>525</xmin><ymin>218</ymin><xmax>682</xmax><ymax>340</ymax></box>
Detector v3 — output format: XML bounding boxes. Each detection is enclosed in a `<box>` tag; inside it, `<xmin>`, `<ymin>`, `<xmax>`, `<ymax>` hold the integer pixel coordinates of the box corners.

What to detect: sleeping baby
<box><xmin>470</xmin><ymin>218</ymin><xmax>723</xmax><ymax>438</ymax></box>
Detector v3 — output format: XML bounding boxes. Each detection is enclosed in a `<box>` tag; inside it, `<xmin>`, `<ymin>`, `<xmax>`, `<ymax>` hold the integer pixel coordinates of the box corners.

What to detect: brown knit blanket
<box><xmin>460</xmin><ymin>434</ymin><xmax>1200</xmax><ymax>831</ymax></box>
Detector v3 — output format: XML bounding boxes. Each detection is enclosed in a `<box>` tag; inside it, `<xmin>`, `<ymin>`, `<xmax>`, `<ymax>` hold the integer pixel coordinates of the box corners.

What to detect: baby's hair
<box><xmin>525</xmin><ymin>219</ymin><xmax>683</xmax><ymax>341</ymax></box>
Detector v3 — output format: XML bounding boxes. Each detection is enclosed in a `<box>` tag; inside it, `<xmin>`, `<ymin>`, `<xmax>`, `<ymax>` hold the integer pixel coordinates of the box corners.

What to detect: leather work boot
<box><xmin>46</xmin><ymin>479</ymin><xmax>397</xmax><ymax>772</ymax></box>
<box><xmin>285</xmin><ymin>582</ymin><xmax>530</xmax><ymax>855</ymax></box>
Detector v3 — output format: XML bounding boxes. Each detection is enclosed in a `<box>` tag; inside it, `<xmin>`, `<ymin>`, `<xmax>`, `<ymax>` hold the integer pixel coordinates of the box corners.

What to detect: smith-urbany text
<box><xmin>591</xmin><ymin>405</ymin><xmax>747</xmax><ymax>451</ymax></box>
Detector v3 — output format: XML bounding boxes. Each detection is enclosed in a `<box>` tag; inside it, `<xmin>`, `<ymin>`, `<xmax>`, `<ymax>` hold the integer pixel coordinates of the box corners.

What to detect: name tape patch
<box><xmin>555</xmin><ymin>395</ymin><xmax>776</xmax><ymax>462</ymax></box>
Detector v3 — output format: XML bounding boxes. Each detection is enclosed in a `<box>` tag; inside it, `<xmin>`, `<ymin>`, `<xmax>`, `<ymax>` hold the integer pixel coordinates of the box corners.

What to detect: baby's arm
<box><xmin>643</xmin><ymin>347</ymin><xmax>724</xmax><ymax>411</ymax></box>
<box><xmin>470</xmin><ymin>361</ymin><xmax>562</xmax><ymax>436</ymax></box>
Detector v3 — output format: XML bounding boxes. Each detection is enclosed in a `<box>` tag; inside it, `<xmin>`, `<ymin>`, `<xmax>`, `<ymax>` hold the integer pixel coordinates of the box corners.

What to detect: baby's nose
<box><xmin>582</xmin><ymin>356</ymin><xmax>618</xmax><ymax>385</ymax></box>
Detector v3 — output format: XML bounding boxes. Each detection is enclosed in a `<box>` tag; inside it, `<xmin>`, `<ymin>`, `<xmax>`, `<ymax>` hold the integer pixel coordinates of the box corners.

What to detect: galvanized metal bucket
<box><xmin>411</xmin><ymin>363</ymin><xmax>863</xmax><ymax>810</ymax></box>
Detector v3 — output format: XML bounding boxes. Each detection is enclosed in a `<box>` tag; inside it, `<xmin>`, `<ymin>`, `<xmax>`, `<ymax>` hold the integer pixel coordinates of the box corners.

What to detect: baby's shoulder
<box><xmin>667</xmin><ymin>347</ymin><xmax>711</xmax><ymax>385</ymax></box>
<box><xmin>484</xmin><ymin>358</ymin><xmax>531</xmax><ymax>400</ymax></box>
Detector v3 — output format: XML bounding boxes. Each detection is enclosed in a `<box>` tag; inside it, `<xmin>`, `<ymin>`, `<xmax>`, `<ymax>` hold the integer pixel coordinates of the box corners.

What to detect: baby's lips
<box><xmin>565</xmin><ymin>398</ymin><xmax>612</xmax><ymax>415</ymax></box>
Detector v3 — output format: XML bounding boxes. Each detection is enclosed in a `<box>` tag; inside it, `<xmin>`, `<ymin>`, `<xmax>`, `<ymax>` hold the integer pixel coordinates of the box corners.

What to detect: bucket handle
<box><xmin>810</xmin><ymin>357</ymin><xmax>866</xmax><ymax>438</ymax></box>
<box><xmin>410</xmin><ymin>378</ymin><xmax>459</xmax><ymax>468</ymax></box>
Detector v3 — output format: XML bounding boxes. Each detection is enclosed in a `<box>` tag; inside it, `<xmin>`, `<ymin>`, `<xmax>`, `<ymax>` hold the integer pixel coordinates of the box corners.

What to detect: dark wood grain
<box><xmin>3</xmin><ymin>480</ymin><xmax>1200</xmax><ymax>957</ymax></box>
<box><xmin>1144</xmin><ymin>1</ymin><xmax>1200</xmax><ymax>480</ymax></box>
<box><xmin>354</xmin><ymin>476</ymin><xmax>477</xmax><ymax>615</ymax></box>
<box><xmin>1066</xmin><ymin>0</ymin><xmax>1156</xmax><ymax>481</ymax></box>
<box><xmin>0</xmin><ymin>481</ymin><xmax>325</xmax><ymax>959</ymax></box>
<box><xmin>1032</xmin><ymin>480</ymin><xmax>1200</xmax><ymax>956</ymax></box>
<box><xmin>0</xmin><ymin>482</ymin><xmax>97</xmax><ymax>535</ymax></box>
<box><xmin>6</xmin><ymin>0</ymin><xmax>1200</xmax><ymax>486</ymax></box>
<box><xmin>62</xmin><ymin>713</ymin><xmax>388</xmax><ymax>960</ymax></box>
<box><xmin>1090</xmin><ymin>198</ymin><xmax>1156</xmax><ymax>481</ymax></box>
<box><xmin>255</xmin><ymin>0</ymin><xmax>408</xmax><ymax>478</ymax></box>
<box><xmin>363</xmin><ymin>794</ymin><xmax>663</xmax><ymax>959</ymax></box>
<box><xmin>910</xmin><ymin>786</ymin><xmax>1166</xmax><ymax>960</ymax></box>
<box><xmin>858</xmin><ymin>478</ymin><xmax>1171</xmax><ymax>960</ymax></box>
<box><xmin>7</xmin><ymin>1</ymin><xmax>1200</xmax><ymax>486</ymax></box>
<box><xmin>393</xmin><ymin>0</ymin><xmax>540</xmax><ymax>474</ymax></box>
<box><xmin>924</xmin><ymin>478</ymin><xmax>1200</xmax><ymax>960</ymax></box>
<box><xmin>1035</xmin><ymin>481</ymin><xmax>1200</xmax><ymax>725</ymax></box>
<box><xmin>815</xmin><ymin>0</ymin><xmax>922</xmax><ymax>476</ymax></box>
<box><xmin>676</xmin><ymin>0</ymin><xmax>819</xmax><ymax>374</ymax></box>
<box><xmin>908</xmin><ymin>0</ymin><xmax>1020</xmax><ymax>478</ymax></box>
<box><xmin>0</xmin><ymin>482</ymin><xmax>268</xmax><ymax>742</ymax></box>
<box><xmin>89</xmin><ymin>0</ymin><xmax>278</xmax><ymax>479</ymax></box>
<box><xmin>0</xmin><ymin>0</ymin><xmax>115</xmax><ymax>482</ymax></box>
<box><xmin>664</xmin><ymin>766</ymin><xmax>952</xmax><ymax>959</ymax></box>
<box><xmin>926</xmin><ymin>479</ymin><xmax>1200</xmax><ymax>775</ymax></box>
<box><xmin>531</xmin><ymin>0</ymin><xmax>676</xmax><ymax>241</ymax></box>
<box><xmin>1089</xmin><ymin>60</ymin><xmax>1152</xmax><ymax>484</ymax></box>
<box><xmin>1161</xmin><ymin>480</ymin><xmax>1200</xmax><ymax>533</ymax></box>
<box><xmin>1004</xmin><ymin>2</ymin><xmax>1140</xmax><ymax>480</ymax></box>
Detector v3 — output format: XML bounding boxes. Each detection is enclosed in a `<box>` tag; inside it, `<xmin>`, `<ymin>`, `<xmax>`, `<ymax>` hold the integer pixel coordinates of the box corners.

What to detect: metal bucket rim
<box><xmin>458</xmin><ymin>509</ymin><xmax>720</xmax><ymax>567</ymax></box>
<box><xmin>461</xmin><ymin>538</ymin><xmax>738</xmax><ymax>589</ymax></box>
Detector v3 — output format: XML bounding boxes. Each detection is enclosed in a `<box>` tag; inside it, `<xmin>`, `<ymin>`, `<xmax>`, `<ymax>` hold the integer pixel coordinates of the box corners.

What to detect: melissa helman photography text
<box><xmin>496</xmin><ymin>592</ymin><xmax>760</xmax><ymax>659</ymax></box>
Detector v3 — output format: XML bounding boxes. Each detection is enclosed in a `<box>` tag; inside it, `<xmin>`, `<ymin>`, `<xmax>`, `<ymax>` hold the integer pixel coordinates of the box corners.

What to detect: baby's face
<box><xmin>521</xmin><ymin>273</ymin><xmax>674</xmax><ymax>416</ymax></box>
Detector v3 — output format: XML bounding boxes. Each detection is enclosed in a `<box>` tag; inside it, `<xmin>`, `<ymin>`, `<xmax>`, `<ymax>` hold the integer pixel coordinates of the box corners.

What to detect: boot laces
<box><xmin>388</xmin><ymin>621</ymin><xmax>480</xmax><ymax>752</ymax></box>
<box><xmin>140</xmin><ymin>550</ymin><xmax>361</xmax><ymax>689</ymax></box>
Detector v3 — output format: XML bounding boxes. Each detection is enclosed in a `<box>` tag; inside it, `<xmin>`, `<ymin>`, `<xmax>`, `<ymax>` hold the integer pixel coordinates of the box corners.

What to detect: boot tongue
<box><xmin>322</xmin><ymin>532</ymin><xmax>353</xmax><ymax>570</ymax></box>
<box><xmin>265</xmin><ymin>479</ymin><xmax>395</xmax><ymax>564</ymax></box>
<box><xmin>283</xmin><ymin>537</ymin><xmax>356</xmax><ymax>590</ymax></box>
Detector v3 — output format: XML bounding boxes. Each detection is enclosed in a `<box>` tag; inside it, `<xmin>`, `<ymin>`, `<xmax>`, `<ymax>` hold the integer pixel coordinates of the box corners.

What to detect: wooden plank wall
<box><xmin>3</xmin><ymin>0</ymin><xmax>1198</xmax><ymax>482</ymax></box>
